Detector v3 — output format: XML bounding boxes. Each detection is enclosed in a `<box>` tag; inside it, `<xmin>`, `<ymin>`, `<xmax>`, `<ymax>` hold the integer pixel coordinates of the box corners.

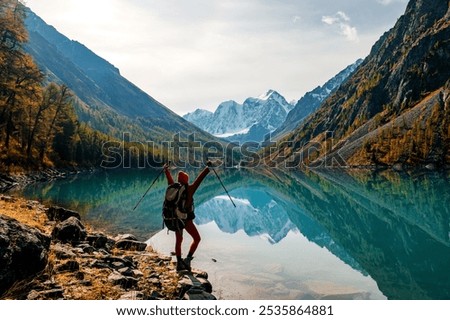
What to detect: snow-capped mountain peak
<box><xmin>183</xmin><ymin>90</ymin><xmax>294</xmax><ymax>141</ymax></box>
<box><xmin>183</xmin><ymin>58</ymin><xmax>361</xmax><ymax>144</ymax></box>
<box><xmin>258</xmin><ymin>89</ymin><xmax>277</xmax><ymax>100</ymax></box>
<box><xmin>183</xmin><ymin>108</ymin><xmax>213</xmax><ymax>121</ymax></box>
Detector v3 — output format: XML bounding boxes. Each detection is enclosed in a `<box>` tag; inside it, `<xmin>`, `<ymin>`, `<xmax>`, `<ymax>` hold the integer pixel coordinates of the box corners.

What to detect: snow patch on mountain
<box><xmin>214</xmin><ymin>127</ymin><xmax>252</xmax><ymax>138</ymax></box>
<box><xmin>183</xmin><ymin>90</ymin><xmax>294</xmax><ymax>142</ymax></box>
<box><xmin>214</xmin><ymin>195</ymin><xmax>251</xmax><ymax>206</ymax></box>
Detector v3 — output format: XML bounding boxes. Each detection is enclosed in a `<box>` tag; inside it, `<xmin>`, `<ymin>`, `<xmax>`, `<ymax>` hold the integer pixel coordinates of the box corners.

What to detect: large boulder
<box><xmin>0</xmin><ymin>214</ymin><xmax>51</xmax><ymax>296</ymax></box>
<box><xmin>178</xmin><ymin>271</ymin><xmax>216</xmax><ymax>300</ymax></box>
<box><xmin>179</xmin><ymin>274</ymin><xmax>213</xmax><ymax>294</ymax></box>
<box><xmin>113</xmin><ymin>234</ymin><xmax>147</xmax><ymax>251</ymax></box>
<box><xmin>115</xmin><ymin>240</ymin><xmax>147</xmax><ymax>251</ymax></box>
<box><xmin>86</xmin><ymin>232</ymin><xmax>108</xmax><ymax>249</ymax></box>
<box><xmin>51</xmin><ymin>216</ymin><xmax>86</xmax><ymax>243</ymax></box>
<box><xmin>108</xmin><ymin>271</ymin><xmax>139</xmax><ymax>289</ymax></box>
<box><xmin>46</xmin><ymin>206</ymin><xmax>81</xmax><ymax>222</ymax></box>
<box><xmin>182</xmin><ymin>287</ymin><xmax>216</xmax><ymax>300</ymax></box>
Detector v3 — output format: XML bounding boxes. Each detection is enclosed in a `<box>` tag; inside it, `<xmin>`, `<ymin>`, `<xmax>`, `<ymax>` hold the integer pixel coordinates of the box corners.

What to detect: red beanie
<box><xmin>177</xmin><ymin>171</ymin><xmax>189</xmax><ymax>185</ymax></box>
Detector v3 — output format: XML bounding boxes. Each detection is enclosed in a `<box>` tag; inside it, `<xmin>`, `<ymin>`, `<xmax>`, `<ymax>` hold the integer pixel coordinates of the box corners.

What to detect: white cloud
<box><xmin>337</xmin><ymin>11</ymin><xmax>350</xmax><ymax>22</ymax></box>
<box><xmin>322</xmin><ymin>16</ymin><xmax>338</xmax><ymax>25</ymax></box>
<box><xmin>322</xmin><ymin>11</ymin><xmax>359</xmax><ymax>42</ymax></box>
<box><xmin>341</xmin><ymin>24</ymin><xmax>359</xmax><ymax>42</ymax></box>
<box><xmin>292</xmin><ymin>15</ymin><xmax>302</xmax><ymax>24</ymax></box>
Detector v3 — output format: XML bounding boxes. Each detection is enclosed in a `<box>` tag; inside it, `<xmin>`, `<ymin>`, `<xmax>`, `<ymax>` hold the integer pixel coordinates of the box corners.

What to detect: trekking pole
<box><xmin>132</xmin><ymin>162</ymin><xmax>169</xmax><ymax>211</ymax></box>
<box><xmin>209</xmin><ymin>161</ymin><xmax>236</xmax><ymax>208</ymax></box>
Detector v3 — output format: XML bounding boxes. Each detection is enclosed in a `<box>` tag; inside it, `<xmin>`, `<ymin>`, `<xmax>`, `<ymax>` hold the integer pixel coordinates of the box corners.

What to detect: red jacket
<box><xmin>164</xmin><ymin>167</ymin><xmax>210</xmax><ymax>212</ymax></box>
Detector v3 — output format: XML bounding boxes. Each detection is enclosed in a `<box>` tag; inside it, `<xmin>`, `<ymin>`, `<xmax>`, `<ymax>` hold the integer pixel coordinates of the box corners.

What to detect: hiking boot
<box><xmin>183</xmin><ymin>256</ymin><xmax>193</xmax><ymax>272</ymax></box>
<box><xmin>176</xmin><ymin>260</ymin><xmax>188</xmax><ymax>272</ymax></box>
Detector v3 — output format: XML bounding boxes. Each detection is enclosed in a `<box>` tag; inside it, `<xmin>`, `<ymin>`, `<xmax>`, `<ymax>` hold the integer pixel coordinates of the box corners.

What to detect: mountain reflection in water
<box><xmin>17</xmin><ymin>168</ymin><xmax>450</xmax><ymax>299</ymax></box>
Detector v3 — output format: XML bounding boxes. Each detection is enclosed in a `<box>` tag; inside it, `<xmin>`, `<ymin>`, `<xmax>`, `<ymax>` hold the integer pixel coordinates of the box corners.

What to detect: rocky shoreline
<box><xmin>0</xmin><ymin>195</ymin><xmax>216</xmax><ymax>300</ymax></box>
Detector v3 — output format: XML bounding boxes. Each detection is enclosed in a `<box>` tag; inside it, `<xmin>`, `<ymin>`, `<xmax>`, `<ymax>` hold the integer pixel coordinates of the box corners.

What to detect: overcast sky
<box><xmin>25</xmin><ymin>0</ymin><xmax>409</xmax><ymax>115</ymax></box>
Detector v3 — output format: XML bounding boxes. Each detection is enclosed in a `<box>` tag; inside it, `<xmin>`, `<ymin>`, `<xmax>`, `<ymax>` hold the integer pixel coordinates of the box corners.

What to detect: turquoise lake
<box><xmin>14</xmin><ymin>168</ymin><xmax>450</xmax><ymax>300</ymax></box>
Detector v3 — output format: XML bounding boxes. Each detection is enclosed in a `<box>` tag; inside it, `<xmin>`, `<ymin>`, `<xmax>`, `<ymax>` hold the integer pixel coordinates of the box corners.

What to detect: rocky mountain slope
<box><xmin>272</xmin><ymin>59</ymin><xmax>363</xmax><ymax>139</ymax></box>
<box><xmin>272</xmin><ymin>0</ymin><xmax>450</xmax><ymax>168</ymax></box>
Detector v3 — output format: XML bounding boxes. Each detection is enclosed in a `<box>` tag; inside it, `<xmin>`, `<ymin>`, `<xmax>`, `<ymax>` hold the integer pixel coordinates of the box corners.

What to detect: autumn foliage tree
<box><xmin>0</xmin><ymin>0</ymin><xmax>109</xmax><ymax>170</ymax></box>
<box><xmin>1</xmin><ymin>0</ymin><xmax>170</xmax><ymax>171</ymax></box>
<box><xmin>1</xmin><ymin>0</ymin><xmax>42</xmax><ymax>151</ymax></box>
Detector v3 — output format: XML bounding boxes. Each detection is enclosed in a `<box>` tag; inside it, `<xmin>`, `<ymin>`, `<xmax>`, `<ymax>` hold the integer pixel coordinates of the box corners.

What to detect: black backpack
<box><xmin>162</xmin><ymin>183</ymin><xmax>188</xmax><ymax>231</ymax></box>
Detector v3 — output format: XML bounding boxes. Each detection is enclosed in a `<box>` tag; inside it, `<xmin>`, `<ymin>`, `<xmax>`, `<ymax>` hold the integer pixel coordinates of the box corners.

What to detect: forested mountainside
<box><xmin>1</xmin><ymin>1</ymin><xmax>229</xmax><ymax>172</ymax></box>
<box><xmin>0</xmin><ymin>2</ymin><xmax>156</xmax><ymax>170</ymax></box>
<box><xmin>24</xmin><ymin>9</ymin><xmax>217</xmax><ymax>144</ymax></box>
<box><xmin>1</xmin><ymin>1</ymin><xmax>105</xmax><ymax>170</ymax></box>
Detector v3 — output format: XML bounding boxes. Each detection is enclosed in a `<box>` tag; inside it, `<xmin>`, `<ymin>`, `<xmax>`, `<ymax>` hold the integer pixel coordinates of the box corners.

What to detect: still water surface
<box><xmin>15</xmin><ymin>168</ymin><xmax>450</xmax><ymax>299</ymax></box>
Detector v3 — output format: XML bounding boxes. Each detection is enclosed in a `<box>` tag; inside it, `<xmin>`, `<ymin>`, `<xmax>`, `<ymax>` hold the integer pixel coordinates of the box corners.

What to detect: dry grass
<box><xmin>0</xmin><ymin>195</ymin><xmax>181</xmax><ymax>300</ymax></box>
<box><xmin>0</xmin><ymin>196</ymin><xmax>50</xmax><ymax>233</ymax></box>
